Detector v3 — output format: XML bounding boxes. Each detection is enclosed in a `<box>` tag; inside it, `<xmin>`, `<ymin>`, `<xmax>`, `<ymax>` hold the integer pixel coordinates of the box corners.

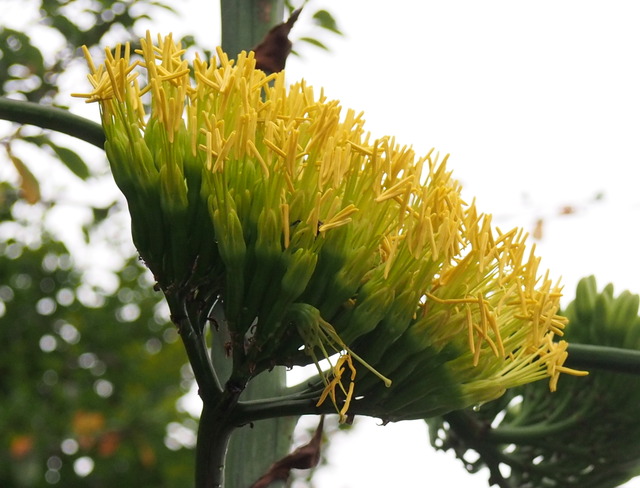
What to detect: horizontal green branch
<box><xmin>487</xmin><ymin>413</ymin><xmax>584</xmax><ymax>444</ymax></box>
<box><xmin>235</xmin><ymin>396</ymin><xmax>324</xmax><ymax>423</ymax></box>
<box><xmin>229</xmin><ymin>341</ymin><xmax>640</xmax><ymax>425</ymax></box>
<box><xmin>0</xmin><ymin>98</ymin><xmax>105</xmax><ymax>149</ymax></box>
<box><xmin>566</xmin><ymin>343</ymin><xmax>640</xmax><ymax>374</ymax></box>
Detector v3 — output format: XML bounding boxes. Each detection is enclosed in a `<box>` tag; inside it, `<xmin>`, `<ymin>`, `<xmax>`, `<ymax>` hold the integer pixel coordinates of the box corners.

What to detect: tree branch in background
<box><xmin>0</xmin><ymin>98</ymin><xmax>105</xmax><ymax>149</ymax></box>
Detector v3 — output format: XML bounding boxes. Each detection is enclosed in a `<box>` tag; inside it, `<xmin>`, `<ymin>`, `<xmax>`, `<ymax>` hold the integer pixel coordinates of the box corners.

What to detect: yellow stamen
<box><xmin>318</xmin><ymin>204</ymin><xmax>359</xmax><ymax>233</ymax></box>
<box><xmin>316</xmin><ymin>354</ymin><xmax>358</xmax><ymax>423</ymax></box>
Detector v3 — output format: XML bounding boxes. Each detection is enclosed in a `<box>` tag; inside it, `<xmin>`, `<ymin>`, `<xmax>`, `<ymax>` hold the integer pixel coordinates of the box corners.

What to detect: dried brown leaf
<box><xmin>253</xmin><ymin>8</ymin><xmax>302</xmax><ymax>74</ymax></box>
<box><xmin>250</xmin><ymin>416</ymin><xmax>324</xmax><ymax>488</ymax></box>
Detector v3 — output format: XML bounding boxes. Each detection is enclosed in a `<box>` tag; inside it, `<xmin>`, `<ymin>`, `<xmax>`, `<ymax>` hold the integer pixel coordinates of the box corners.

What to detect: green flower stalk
<box><xmin>74</xmin><ymin>32</ymin><xmax>584</xmax><ymax>422</ymax></box>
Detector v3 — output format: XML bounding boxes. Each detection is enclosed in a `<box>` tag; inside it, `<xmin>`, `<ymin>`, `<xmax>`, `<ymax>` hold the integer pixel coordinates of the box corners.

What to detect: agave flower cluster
<box><xmin>75</xmin><ymin>33</ymin><xmax>582</xmax><ymax>421</ymax></box>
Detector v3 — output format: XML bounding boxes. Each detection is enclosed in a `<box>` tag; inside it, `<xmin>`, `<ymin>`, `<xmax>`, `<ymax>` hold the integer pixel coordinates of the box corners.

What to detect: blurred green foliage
<box><xmin>0</xmin><ymin>229</ymin><xmax>196</xmax><ymax>487</ymax></box>
<box><xmin>0</xmin><ymin>2</ymin><xmax>200</xmax><ymax>486</ymax></box>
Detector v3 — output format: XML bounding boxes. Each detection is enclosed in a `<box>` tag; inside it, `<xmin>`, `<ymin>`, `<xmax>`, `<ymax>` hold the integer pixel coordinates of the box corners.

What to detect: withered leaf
<box><xmin>253</xmin><ymin>8</ymin><xmax>302</xmax><ymax>74</ymax></box>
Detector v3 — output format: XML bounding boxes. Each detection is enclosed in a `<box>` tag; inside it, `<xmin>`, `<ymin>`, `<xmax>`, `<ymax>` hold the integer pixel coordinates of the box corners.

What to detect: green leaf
<box><xmin>46</xmin><ymin>142</ymin><xmax>91</xmax><ymax>180</ymax></box>
<box><xmin>312</xmin><ymin>9</ymin><xmax>343</xmax><ymax>35</ymax></box>
<box><xmin>92</xmin><ymin>203</ymin><xmax>116</xmax><ymax>224</ymax></box>
<box><xmin>21</xmin><ymin>135</ymin><xmax>50</xmax><ymax>147</ymax></box>
<box><xmin>299</xmin><ymin>36</ymin><xmax>329</xmax><ymax>51</ymax></box>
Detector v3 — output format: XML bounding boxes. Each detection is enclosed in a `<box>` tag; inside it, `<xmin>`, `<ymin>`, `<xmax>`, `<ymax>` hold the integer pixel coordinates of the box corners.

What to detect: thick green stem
<box><xmin>0</xmin><ymin>98</ymin><xmax>105</xmax><ymax>148</ymax></box>
<box><xmin>220</xmin><ymin>0</ymin><xmax>285</xmax><ymax>57</ymax></box>
<box><xmin>167</xmin><ymin>293</ymin><xmax>249</xmax><ymax>488</ymax></box>
<box><xmin>197</xmin><ymin>394</ymin><xmax>242</xmax><ymax>488</ymax></box>
<box><xmin>566</xmin><ymin>343</ymin><xmax>640</xmax><ymax>374</ymax></box>
<box><xmin>225</xmin><ymin>371</ymin><xmax>298</xmax><ymax>488</ymax></box>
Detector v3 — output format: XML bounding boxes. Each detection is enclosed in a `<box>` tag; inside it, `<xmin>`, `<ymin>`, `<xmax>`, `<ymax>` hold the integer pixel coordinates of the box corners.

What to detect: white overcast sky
<box><xmin>172</xmin><ymin>2</ymin><xmax>640</xmax><ymax>487</ymax></box>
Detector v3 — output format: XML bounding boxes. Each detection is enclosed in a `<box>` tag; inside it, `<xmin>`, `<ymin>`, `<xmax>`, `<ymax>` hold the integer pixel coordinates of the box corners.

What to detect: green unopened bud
<box><xmin>104</xmin><ymin>131</ymin><xmax>138</xmax><ymax>193</ymax></box>
<box><xmin>315</xmin><ymin>243</ymin><xmax>377</xmax><ymax>318</ymax></box>
<box><xmin>337</xmin><ymin>281</ymin><xmax>395</xmax><ymax>344</ymax></box>
<box><xmin>611</xmin><ymin>290</ymin><xmax>639</xmax><ymax>332</ymax></box>
<box><xmin>158</xmin><ymin>163</ymin><xmax>190</xmax><ymax>283</ymax></box>
<box><xmin>352</xmin><ymin>288</ymin><xmax>420</xmax><ymax>366</ymax></box>
<box><xmin>280</xmin><ymin>248</ymin><xmax>317</xmax><ymax>301</ymax></box>
<box><xmin>574</xmin><ymin>273</ymin><xmax>598</xmax><ymax>323</ymax></box>
<box><xmin>211</xmin><ymin>206</ymin><xmax>246</xmax><ymax>319</ymax></box>
<box><xmin>249</xmin><ymin>248</ymin><xmax>318</xmax><ymax>360</ymax></box>
<box><xmin>242</xmin><ymin>208</ymin><xmax>282</xmax><ymax>319</ymax></box>
<box><xmin>593</xmin><ymin>290</ymin><xmax>613</xmax><ymax>344</ymax></box>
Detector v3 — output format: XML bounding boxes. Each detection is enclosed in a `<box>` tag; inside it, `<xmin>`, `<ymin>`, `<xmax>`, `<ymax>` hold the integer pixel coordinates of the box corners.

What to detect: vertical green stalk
<box><xmin>166</xmin><ymin>293</ymin><xmax>232</xmax><ymax>488</ymax></box>
<box><xmin>225</xmin><ymin>371</ymin><xmax>297</xmax><ymax>487</ymax></box>
<box><xmin>212</xmin><ymin>3</ymin><xmax>295</xmax><ymax>487</ymax></box>
<box><xmin>196</xmin><ymin>396</ymin><xmax>241</xmax><ymax>488</ymax></box>
<box><xmin>220</xmin><ymin>0</ymin><xmax>285</xmax><ymax>57</ymax></box>
<box><xmin>208</xmin><ymin>300</ymin><xmax>297</xmax><ymax>487</ymax></box>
